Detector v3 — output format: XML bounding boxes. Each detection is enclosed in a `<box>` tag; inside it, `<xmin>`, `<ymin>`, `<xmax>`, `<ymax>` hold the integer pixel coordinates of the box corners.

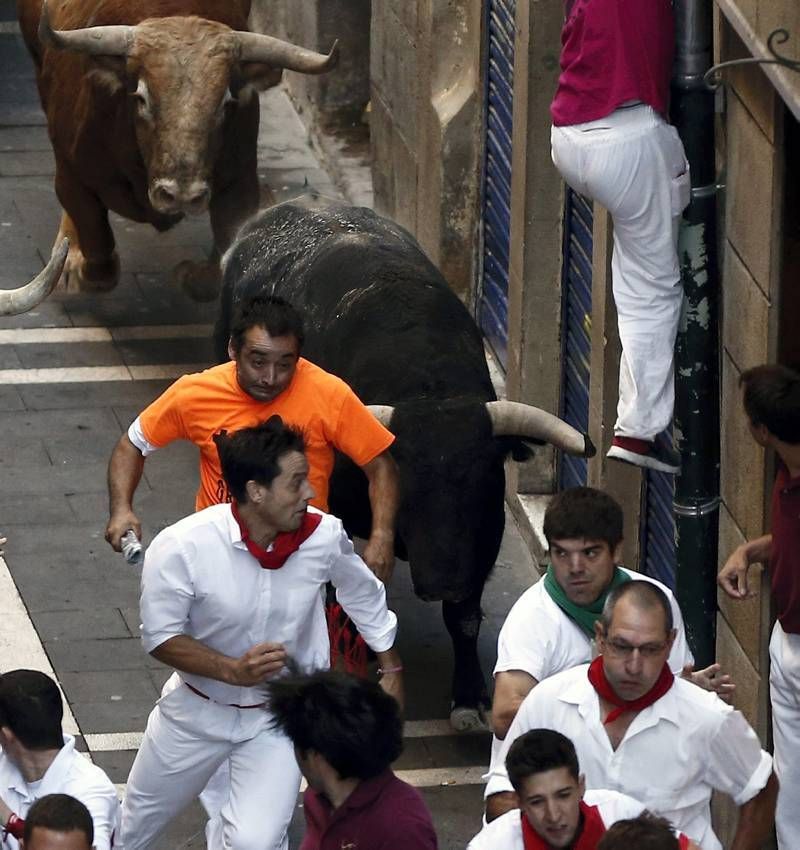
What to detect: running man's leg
<box><xmin>218</xmin><ymin>725</ymin><xmax>301</xmax><ymax>850</ymax></box>
<box><xmin>120</xmin><ymin>687</ymin><xmax>234</xmax><ymax>850</ymax></box>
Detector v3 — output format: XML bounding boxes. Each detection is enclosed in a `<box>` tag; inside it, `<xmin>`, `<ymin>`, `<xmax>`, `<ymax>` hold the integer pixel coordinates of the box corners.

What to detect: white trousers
<box><xmin>770</xmin><ymin>620</ymin><xmax>800</xmax><ymax>850</ymax></box>
<box><xmin>119</xmin><ymin>682</ymin><xmax>300</xmax><ymax>850</ymax></box>
<box><xmin>551</xmin><ymin>106</ymin><xmax>691</xmax><ymax>440</ymax></box>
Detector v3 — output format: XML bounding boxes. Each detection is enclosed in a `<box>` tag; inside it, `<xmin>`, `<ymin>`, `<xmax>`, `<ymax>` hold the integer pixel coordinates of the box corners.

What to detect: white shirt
<box><xmin>494</xmin><ymin>569</ymin><xmax>693</xmax><ymax>681</ymax></box>
<box><xmin>140</xmin><ymin>504</ymin><xmax>398</xmax><ymax>706</ymax></box>
<box><xmin>0</xmin><ymin>736</ymin><xmax>120</xmax><ymax>850</ymax></box>
<box><xmin>485</xmin><ymin>664</ymin><xmax>773</xmax><ymax>850</ymax></box>
<box><xmin>468</xmin><ymin>789</ymin><xmax>645</xmax><ymax>850</ymax></box>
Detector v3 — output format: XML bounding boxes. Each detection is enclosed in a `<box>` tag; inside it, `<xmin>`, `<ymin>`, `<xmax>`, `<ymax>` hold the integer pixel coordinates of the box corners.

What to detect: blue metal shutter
<box><xmin>558</xmin><ymin>189</ymin><xmax>593</xmax><ymax>490</ymax></box>
<box><xmin>478</xmin><ymin>0</ymin><xmax>516</xmax><ymax>370</ymax></box>
<box><xmin>640</xmin><ymin>430</ymin><xmax>677</xmax><ymax>588</ymax></box>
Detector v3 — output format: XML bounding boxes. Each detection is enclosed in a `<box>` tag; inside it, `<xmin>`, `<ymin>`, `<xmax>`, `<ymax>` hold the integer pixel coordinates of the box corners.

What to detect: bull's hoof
<box><xmin>449</xmin><ymin>704</ymin><xmax>490</xmax><ymax>733</ymax></box>
<box><xmin>172</xmin><ymin>260</ymin><xmax>221</xmax><ymax>303</ymax></box>
<box><xmin>59</xmin><ymin>246</ymin><xmax>120</xmax><ymax>294</ymax></box>
<box><xmin>78</xmin><ymin>254</ymin><xmax>120</xmax><ymax>293</ymax></box>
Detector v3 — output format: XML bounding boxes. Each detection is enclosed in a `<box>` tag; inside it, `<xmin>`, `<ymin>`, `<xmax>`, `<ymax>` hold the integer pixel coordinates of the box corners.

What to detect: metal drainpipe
<box><xmin>670</xmin><ymin>0</ymin><xmax>721</xmax><ymax>667</ymax></box>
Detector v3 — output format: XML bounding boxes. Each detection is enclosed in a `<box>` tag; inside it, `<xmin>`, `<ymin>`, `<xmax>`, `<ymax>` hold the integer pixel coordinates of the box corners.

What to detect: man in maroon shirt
<box><xmin>550</xmin><ymin>0</ymin><xmax>690</xmax><ymax>474</ymax></box>
<box><xmin>267</xmin><ymin>671</ymin><xmax>437</xmax><ymax>850</ymax></box>
<box><xmin>718</xmin><ymin>363</ymin><xmax>800</xmax><ymax>850</ymax></box>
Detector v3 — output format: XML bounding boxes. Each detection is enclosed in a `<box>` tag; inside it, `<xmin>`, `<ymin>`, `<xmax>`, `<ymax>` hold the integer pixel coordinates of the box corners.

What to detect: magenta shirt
<box><xmin>300</xmin><ymin>770</ymin><xmax>438</xmax><ymax>850</ymax></box>
<box><xmin>551</xmin><ymin>0</ymin><xmax>675</xmax><ymax>126</ymax></box>
<box><xmin>771</xmin><ymin>464</ymin><xmax>800</xmax><ymax>634</ymax></box>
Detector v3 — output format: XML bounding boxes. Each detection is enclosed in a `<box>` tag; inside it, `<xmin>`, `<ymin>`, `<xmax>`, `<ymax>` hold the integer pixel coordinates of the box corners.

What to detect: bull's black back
<box><xmin>218</xmin><ymin>201</ymin><xmax>496</xmax><ymax>405</ymax></box>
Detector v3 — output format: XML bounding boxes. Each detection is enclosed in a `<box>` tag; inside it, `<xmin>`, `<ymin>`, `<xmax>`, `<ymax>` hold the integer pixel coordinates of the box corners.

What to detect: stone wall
<box><xmin>249</xmin><ymin>0</ymin><xmax>371</xmax><ymax>129</ymax></box>
<box><xmin>370</xmin><ymin>0</ymin><xmax>483</xmax><ymax>303</ymax></box>
<box><xmin>503</xmin><ymin>0</ymin><xmax>568</xmax><ymax>500</ymax></box>
<box><xmin>710</xmin><ymin>8</ymin><xmax>792</xmax><ymax>846</ymax></box>
<box><xmin>714</xmin><ymin>11</ymin><xmax>782</xmax><ymax>734</ymax></box>
<box><xmin>715</xmin><ymin>0</ymin><xmax>800</xmax><ymax>121</ymax></box>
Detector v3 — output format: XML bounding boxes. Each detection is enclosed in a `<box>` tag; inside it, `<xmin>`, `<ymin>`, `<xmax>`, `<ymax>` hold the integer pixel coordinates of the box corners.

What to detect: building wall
<box><xmin>370</xmin><ymin>0</ymin><xmax>483</xmax><ymax>304</ymax></box>
<box><xmin>714</xmin><ymin>7</ymin><xmax>783</xmax><ymax>730</ymax></box>
<box><xmin>714</xmin><ymin>0</ymin><xmax>800</xmax><ymax>121</ymax></box>
<box><xmin>711</xmin><ymin>6</ymin><xmax>794</xmax><ymax>845</ymax></box>
<box><xmin>503</xmin><ymin>1</ymin><xmax>570</xmax><ymax>503</ymax></box>
<box><xmin>249</xmin><ymin>0</ymin><xmax>371</xmax><ymax>129</ymax></box>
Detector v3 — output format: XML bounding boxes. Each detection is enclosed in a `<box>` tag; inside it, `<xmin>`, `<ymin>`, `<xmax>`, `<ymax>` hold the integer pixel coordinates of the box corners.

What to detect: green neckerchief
<box><xmin>543</xmin><ymin>564</ymin><xmax>632</xmax><ymax>638</ymax></box>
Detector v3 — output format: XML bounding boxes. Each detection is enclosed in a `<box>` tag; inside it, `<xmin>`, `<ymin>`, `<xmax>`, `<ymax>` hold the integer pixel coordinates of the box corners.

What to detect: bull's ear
<box><xmin>87</xmin><ymin>56</ymin><xmax>127</xmax><ymax>94</ymax></box>
<box><xmin>240</xmin><ymin>63</ymin><xmax>283</xmax><ymax>91</ymax></box>
<box><xmin>497</xmin><ymin>436</ymin><xmax>538</xmax><ymax>462</ymax></box>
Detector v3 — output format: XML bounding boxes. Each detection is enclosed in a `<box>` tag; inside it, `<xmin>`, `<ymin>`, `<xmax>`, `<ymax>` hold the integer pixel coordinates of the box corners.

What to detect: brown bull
<box><xmin>16</xmin><ymin>0</ymin><xmax>336</xmax><ymax>300</ymax></box>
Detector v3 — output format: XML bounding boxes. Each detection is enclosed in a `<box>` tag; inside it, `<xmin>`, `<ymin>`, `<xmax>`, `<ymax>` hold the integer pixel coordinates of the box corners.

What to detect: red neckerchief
<box><xmin>588</xmin><ymin>656</ymin><xmax>674</xmax><ymax>725</ymax></box>
<box><xmin>520</xmin><ymin>801</ymin><xmax>607</xmax><ymax>849</ymax></box>
<box><xmin>231</xmin><ymin>502</ymin><xmax>321</xmax><ymax>569</ymax></box>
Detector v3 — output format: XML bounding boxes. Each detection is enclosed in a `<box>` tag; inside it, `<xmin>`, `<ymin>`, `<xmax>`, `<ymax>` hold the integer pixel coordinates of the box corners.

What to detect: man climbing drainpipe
<box><xmin>547</xmin><ymin>0</ymin><xmax>720</xmax><ymax>664</ymax></box>
<box><xmin>550</xmin><ymin>0</ymin><xmax>691</xmax><ymax>475</ymax></box>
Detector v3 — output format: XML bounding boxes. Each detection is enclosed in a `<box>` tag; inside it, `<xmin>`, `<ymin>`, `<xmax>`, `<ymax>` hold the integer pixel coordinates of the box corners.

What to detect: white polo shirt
<box><xmin>485</xmin><ymin>664</ymin><xmax>773</xmax><ymax>850</ymax></box>
<box><xmin>494</xmin><ymin>569</ymin><xmax>693</xmax><ymax>682</ymax></box>
<box><xmin>141</xmin><ymin>504</ymin><xmax>398</xmax><ymax>706</ymax></box>
<box><xmin>0</xmin><ymin>735</ymin><xmax>120</xmax><ymax>850</ymax></box>
<box><xmin>468</xmin><ymin>788</ymin><xmax>645</xmax><ymax>850</ymax></box>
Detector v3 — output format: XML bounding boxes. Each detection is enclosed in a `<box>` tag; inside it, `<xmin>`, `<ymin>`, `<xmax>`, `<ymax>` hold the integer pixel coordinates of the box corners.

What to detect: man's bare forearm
<box><xmin>741</xmin><ymin>534</ymin><xmax>773</xmax><ymax>566</ymax></box>
<box><xmin>363</xmin><ymin>452</ymin><xmax>399</xmax><ymax>538</ymax></box>
<box><xmin>730</xmin><ymin>772</ymin><xmax>778</xmax><ymax>850</ymax></box>
<box><xmin>150</xmin><ymin>636</ymin><xmax>287</xmax><ymax>687</ymax></box>
<box><xmin>485</xmin><ymin>791</ymin><xmax>517</xmax><ymax>823</ymax></box>
<box><xmin>107</xmin><ymin>434</ymin><xmax>145</xmax><ymax>515</ymax></box>
<box><xmin>150</xmin><ymin>635</ymin><xmax>236</xmax><ymax>684</ymax></box>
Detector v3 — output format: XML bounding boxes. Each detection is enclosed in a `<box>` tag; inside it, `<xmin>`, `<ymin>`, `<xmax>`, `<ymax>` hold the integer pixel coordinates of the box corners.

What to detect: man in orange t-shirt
<box><xmin>105</xmin><ymin>295</ymin><xmax>399</xmax><ymax>582</ymax></box>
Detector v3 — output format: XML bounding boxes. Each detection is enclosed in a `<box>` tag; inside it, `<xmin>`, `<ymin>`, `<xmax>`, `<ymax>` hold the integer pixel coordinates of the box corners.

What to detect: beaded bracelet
<box><xmin>377</xmin><ymin>665</ymin><xmax>404</xmax><ymax>675</ymax></box>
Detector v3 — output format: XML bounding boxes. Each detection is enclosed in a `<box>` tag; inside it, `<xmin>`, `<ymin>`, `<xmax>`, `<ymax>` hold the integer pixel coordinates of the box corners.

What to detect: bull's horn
<box><xmin>367</xmin><ymin>405</ymin><xmax>395</xmax><ymax>428</ymax></box>
<box><xmin>39</xmin><ymin>0</ymin><xmax>133</xmax><ymax>57</ymax></box>
<box><xmin>0</xmin><ymin>238</ymin><xmax>68</xmax><ymax>316</ymax></box>
<box><xmin>486</xmin><ymin>401</ymin><xmax>596</xmax><ymax>457</ymax></box>
<box><xmin>236</xmin><ymin>32</ymin><xmax>339</xmax><ymax>74</ymax></box>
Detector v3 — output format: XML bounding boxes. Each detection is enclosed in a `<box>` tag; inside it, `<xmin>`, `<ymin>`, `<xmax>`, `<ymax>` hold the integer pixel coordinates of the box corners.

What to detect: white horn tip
<box><xmin>317</xmin><ymin>40</ymin><xmax>339</xmax><ymax>73</ymax></box>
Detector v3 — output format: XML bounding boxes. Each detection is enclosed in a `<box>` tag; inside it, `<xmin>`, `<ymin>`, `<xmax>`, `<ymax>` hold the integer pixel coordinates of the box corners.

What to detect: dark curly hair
<box><xmin>267</xmin><ymin>671</ymin><xmax>403</xmax><ymax>780</ymax></box>
<box><xmin>597</xmin><ymin>812</ymin><xmax>680</xmax><ymax>850</ymax></box>
<box><xmin>543</xmin><ymin>487</ymin><xmax>624</xmax><ymax>551</ymax></box>
<box><xmin>229</xmin><ymin>295</ymin><xmax>305</xmax><ymax>354</ymax></box>
<box><xmin>740</xmin><ymin>363</ymin><xmax>800</xmax><ymax>445</ymax></box>
<box><xmin>506</xmin><ymin>729</ymin><xmax>580</xmax><ymax>793</ymax></box>
<box><xmin>213</xmin><ymin>415</ymin><xmax>305</xmax><ymax>502</ymax></box>
<box><xmin>23</xmin><ymin>795</ymin><xmax>94</xmax><ymax>845</ymax></box>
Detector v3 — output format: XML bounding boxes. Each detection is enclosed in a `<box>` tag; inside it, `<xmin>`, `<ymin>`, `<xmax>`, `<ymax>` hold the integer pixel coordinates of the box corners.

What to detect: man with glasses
<box><xmin>485</xmin><ymin>582</ymin><xmax>777</xmax><ymax>849</ymax></box>
<box><xmin>491</xmin><ymin>488</ymin><xmax>707</xmax><ymax>744</ymax></box>
<box><xmin>488</xmin><ymin>486</ymin><xmax>730</xmax><ymax>802</ymax></box>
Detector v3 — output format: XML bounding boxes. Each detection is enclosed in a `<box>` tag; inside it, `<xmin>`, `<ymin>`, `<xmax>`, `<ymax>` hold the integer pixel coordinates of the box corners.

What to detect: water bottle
<box><xmin>120</xmin><ymin>529</ymin><xmax>143</xmax><ymax>565</ymax></box>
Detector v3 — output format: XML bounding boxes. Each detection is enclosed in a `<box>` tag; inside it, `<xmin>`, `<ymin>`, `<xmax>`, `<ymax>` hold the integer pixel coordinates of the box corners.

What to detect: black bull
<box><xmin>216</xmin><ymin>201</ymin><xmax>593</xmax><ymax>727</ymax></box>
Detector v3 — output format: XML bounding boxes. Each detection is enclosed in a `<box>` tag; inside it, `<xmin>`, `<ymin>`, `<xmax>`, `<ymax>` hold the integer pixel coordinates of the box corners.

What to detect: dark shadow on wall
<box><xmin>779</xmin><ymin>109</ymin><xmax>800</xmax><ymax>370</ymax></box>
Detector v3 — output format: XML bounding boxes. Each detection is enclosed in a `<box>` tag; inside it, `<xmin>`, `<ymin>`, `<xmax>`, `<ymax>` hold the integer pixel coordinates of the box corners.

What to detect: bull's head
<box><xmin>369</xmin><ymin>401</ymin><xmax>595</xmax><ymax>603</ymax></box>
<box><xmin>38</xmin><ymin>1</ymin><xmax>337</xmax><ymax>218</ymax></box>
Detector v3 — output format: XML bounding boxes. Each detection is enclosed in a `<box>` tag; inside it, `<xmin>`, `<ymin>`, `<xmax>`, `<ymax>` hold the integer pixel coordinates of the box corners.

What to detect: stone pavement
<box><xmin>0</xmin><ymin>7</ymin><xmax>538</xmax><ymax>848</ymax></box>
